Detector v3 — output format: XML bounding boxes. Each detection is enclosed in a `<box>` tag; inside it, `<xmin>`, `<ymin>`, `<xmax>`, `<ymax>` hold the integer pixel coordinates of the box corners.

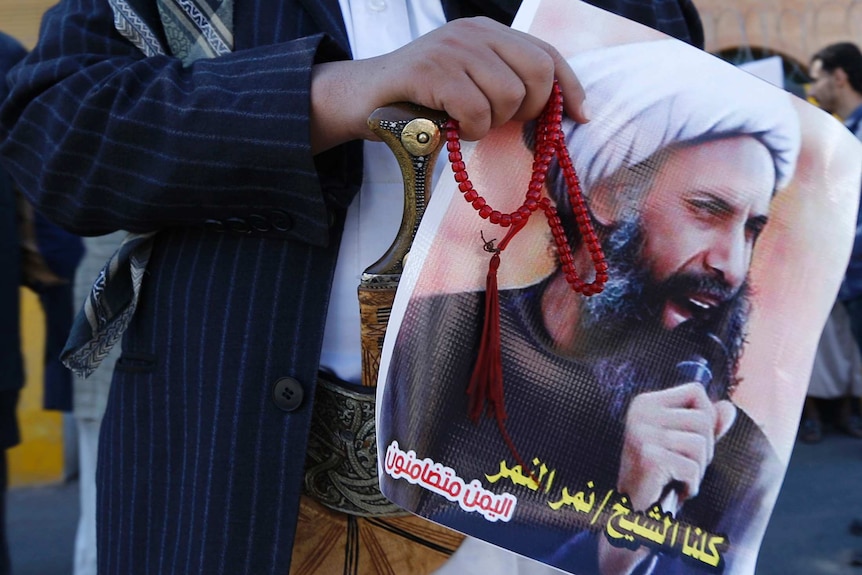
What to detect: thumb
<box><xmin>714</xmin><ymin>400</ymin><xmax>738</xmax><ymax>441</ymax></box>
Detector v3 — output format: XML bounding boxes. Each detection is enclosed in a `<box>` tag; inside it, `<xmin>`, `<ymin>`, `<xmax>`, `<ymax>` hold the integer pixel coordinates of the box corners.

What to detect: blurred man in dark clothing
<box><xmin>0</xmin><ymin>29</ymin><xmax>28</xmax><ymax>575</ymax></box>
<box><xmin>803</xmin><ymin>42</ymin><xmax>862</xmax><ymax>441</ymax></box>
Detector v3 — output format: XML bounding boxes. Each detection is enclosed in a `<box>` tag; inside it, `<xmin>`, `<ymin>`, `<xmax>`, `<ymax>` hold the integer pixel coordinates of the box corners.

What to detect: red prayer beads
<box><xmin>444</xmin><ymin>81</ymin><xmax>607</xmax><ymax>296</ymax></box>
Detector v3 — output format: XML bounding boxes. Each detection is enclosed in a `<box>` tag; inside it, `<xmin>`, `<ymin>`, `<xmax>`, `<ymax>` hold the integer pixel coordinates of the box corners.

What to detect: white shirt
<box><xmin>320</xmin><ymin>0</ymin><xmax>447</xmax><ymax>383</ymax></box>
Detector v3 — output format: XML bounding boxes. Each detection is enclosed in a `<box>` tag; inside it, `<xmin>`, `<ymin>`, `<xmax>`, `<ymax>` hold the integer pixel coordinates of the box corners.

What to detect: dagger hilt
<box><xmin>359</xmin><ymin>103</ymin><xmax>447</xmax><ymax>387</ymax></box>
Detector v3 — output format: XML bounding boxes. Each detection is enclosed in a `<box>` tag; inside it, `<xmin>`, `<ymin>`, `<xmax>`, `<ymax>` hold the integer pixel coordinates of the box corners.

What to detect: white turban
<box><xmin>557</xmin><ymin>39</ymin><xmax>801</xmax><ymax>204</ymax></box>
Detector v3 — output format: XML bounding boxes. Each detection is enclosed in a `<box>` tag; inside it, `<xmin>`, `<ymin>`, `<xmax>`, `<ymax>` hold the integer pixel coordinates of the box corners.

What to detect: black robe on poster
<box><xmin>379</xmin><ymin>282</ymin><xmax>781</xmax><ymax>574</ymax></box>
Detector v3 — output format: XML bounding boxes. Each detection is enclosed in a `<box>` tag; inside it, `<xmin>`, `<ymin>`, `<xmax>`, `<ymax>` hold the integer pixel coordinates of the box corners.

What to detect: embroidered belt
<box><xmin>303</xmin><ymin>374</ymin><xmax>405</xmax><ymax>517</ymax></box>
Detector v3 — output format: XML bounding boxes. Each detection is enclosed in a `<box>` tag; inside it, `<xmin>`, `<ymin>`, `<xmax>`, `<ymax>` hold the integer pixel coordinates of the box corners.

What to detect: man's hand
<box><xmin>617</xmin><ymin>383</ymin><xmax>737</xmax><ymax>513</ymax></box>
<box><xmin>310</xmin><ymin>17</ymin><xmax>588</xmax><ymax>153</ymax></box>
<box><xmin>598</xmin><ymin>384</ymin><xmax>737</xmax><ymax>575</ymax></box>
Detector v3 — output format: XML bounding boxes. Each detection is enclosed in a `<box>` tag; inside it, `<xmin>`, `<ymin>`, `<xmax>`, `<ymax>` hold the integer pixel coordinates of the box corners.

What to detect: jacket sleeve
<box><xmin>0</xmin><ymin>0</ymin><xmax>359</xmax><ymax>246</ymax></box>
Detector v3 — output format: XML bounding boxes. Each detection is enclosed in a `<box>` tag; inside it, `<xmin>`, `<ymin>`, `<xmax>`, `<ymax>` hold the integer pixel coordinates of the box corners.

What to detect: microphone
<box><xmin>675</xmin><ymin>355</ymin><xmax>712</xmax><ymax>388</ymax></box>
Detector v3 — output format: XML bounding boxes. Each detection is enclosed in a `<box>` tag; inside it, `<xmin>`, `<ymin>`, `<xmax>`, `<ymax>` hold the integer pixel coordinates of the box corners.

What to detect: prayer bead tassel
<box><xmin>445</xmin><ymin>81</ymin><xmax>608</xmax><ymax>473</ymax></box>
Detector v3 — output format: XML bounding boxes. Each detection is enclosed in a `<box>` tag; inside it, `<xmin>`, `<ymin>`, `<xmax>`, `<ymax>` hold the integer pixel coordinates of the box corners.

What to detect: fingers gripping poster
<box><xmin>375</xmin><ymin>1</ymin><xmax>862</xmax><ymax>574</ymax></box>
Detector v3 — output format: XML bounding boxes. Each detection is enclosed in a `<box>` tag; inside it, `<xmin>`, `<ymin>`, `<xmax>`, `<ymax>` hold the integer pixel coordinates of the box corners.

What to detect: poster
<box><xmin>375</xmin><ymin>1</ymin><xmax>862</xmax><ymax>573</ymax></box>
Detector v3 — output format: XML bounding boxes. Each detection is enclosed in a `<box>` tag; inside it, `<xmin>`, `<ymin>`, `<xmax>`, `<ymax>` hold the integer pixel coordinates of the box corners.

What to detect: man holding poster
<box><xmin>377</xmin><ymin>5</ymin><xmax>857</xmax><ymax>573</ymax></box>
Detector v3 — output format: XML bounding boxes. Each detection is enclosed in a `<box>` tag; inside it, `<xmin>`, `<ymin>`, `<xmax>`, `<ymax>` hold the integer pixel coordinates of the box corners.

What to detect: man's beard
<box><xmin>574</xmin><ymin>218</ymin><xmax>751</xmax><ymax>416</ymax></box>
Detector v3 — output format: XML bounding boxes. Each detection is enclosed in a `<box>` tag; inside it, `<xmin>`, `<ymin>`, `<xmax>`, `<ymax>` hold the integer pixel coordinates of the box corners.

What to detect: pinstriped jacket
<box><xmin>0</xmin><ymin>1</ymin><xmax>700</xmax><ymax>573</ymax></box>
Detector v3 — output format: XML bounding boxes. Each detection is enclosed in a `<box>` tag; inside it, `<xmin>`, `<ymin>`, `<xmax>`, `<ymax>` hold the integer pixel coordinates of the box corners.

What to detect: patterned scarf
<box><xmin>61</xmin><ymin>0</ymin><xmax>233</xmax><ymax>377</ymax></box>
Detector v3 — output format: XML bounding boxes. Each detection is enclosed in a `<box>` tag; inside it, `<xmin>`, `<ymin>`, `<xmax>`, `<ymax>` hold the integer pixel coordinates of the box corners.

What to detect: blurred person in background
<box><xmin>807</xmin><ymin>40</ymin><xmax>862</xmax><ymax>571</ymax></box>
<box><xmin>800</xmin><ymin>304</ymin><xmax>862</xmax><ymax>442</ymax></box>
<box><xmin>802</xmin><ymin>41</ymin><xmax>862</xmax><ymax>442</ymax></box>
<box><xmin>0</xmin><ymin>30</ymin><xmax>27</xmax><ymax>575</ymax></box>
<box><xmin>31</xmin><ymin>211</ymin><xmax>84</xmax><ymax>415</ymax></box>
<box><xmin>71</xmin><ymin>232</ymin><xmax>124</xmax><ymax>575</ymax></box>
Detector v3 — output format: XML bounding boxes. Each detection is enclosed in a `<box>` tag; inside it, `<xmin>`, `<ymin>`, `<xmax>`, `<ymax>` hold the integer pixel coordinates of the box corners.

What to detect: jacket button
<box><xmin>225</xmin><ymin>217</ymin><xmax>251</xmax><ymax>234</ymax></box>
<box><xmin>272</xmin><ymin>377</ymin><xmax>304</xmax><ymax>412</ymax></box>
<box><xmin>248</xmin><ymin>214</ymin><xmax>271</xmax><ymax>232</ymax></box>
<box><xmin>203</xmin><ymin>219</ymin><xmax>225</xmax><ymax>232</ymax></box>
<box><xmin>270</xmin><ymin>210</ymin><xmax>294</xmax><ymax>232</ymax></box>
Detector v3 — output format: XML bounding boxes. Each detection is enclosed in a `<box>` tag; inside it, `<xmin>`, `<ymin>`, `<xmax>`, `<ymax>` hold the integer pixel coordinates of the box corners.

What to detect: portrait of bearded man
<box><xmin>378</xmin><ymin>38</ymin><xmax>802</xmax><ymax>575</ymax></box>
